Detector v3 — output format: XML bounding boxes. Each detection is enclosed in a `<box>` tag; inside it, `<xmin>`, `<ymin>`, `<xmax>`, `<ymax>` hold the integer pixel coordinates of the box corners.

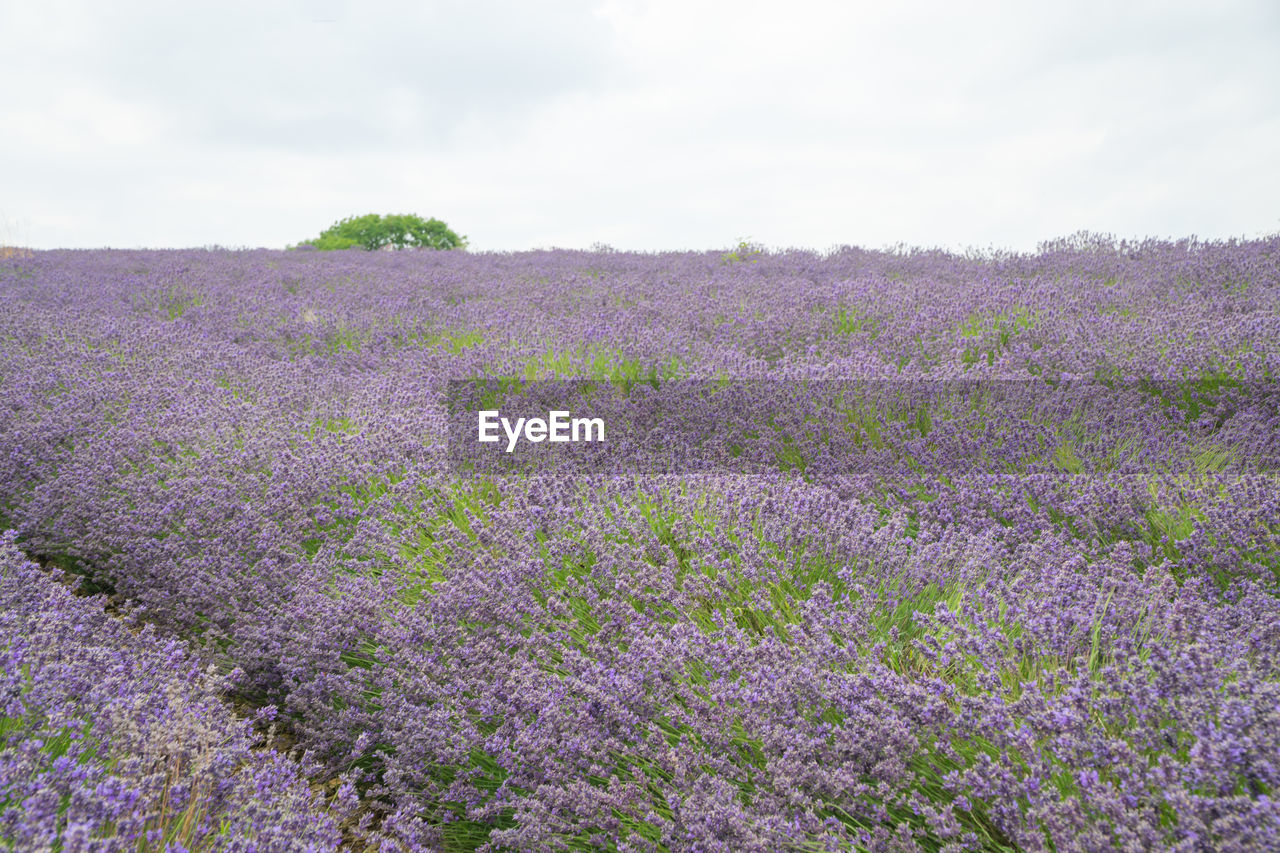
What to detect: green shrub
<box><xmin>296</xmin><ymin>213</ymin><xmax>467</xmax><ymax>251</ymax></box>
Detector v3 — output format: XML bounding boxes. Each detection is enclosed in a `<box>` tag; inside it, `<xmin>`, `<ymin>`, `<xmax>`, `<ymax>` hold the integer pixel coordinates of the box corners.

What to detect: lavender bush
<box><xmin>0</xmin><ymin>234</ymin><xmax>1277</xmax><ymax>850</ymax></box>
<box><xmin>0</xmin><ymin>532</ymin><xmax>355</xmax><ymax>850</ymax></box>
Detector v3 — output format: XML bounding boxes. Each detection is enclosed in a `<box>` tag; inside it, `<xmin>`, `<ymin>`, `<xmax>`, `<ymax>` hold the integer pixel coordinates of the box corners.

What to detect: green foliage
<box><xmin>834</xmin><ymin>306</ymin><xmax>877</xmax><ymax>336</ymax></box>
<box><xmin>721</xmin><ymin>238</ymin><xmax>765</xmax><ymax>264</ymax></box>
<box><xmin>959</xmin><ymin>306</ymin><xmax>1038</xmax><ymax>368</ymax></box>
<box><xmin>299</xmin><ymin>213</ymin><xmax>467</xmax><ymax>251</ymax></box>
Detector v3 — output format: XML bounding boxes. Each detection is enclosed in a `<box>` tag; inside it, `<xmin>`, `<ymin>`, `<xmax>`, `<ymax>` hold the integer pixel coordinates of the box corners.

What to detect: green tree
<box><xmin>299</xmin><ymin>214</ymin><xmax>467</xmax><ymax>251</ymax></box>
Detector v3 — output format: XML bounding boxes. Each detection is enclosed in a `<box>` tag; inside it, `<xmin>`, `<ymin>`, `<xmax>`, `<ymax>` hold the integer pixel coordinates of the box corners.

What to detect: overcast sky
<box><xmin>3</xmin><ymin>0</ymin><xmax>1278</xmax><ymax>252</ymax></box>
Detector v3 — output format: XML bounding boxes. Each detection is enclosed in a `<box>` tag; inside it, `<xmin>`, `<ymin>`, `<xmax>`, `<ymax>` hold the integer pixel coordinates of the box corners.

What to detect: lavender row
<box><xmin>2</xmin><ymin>236</ymin><xmax>1276</xmax><ymax>380</ymax></box>
<box><xmin>0</xmin><ymin>532</ymin><xmax>355</xmax><ymax>850</ymax></box>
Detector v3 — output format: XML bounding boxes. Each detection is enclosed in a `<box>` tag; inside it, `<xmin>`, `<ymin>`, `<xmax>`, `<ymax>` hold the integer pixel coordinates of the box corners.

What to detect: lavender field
<box><xmin>2</xmin><ymin>236</ymin><xmax>1279</xmax><ymax>851</ymax></box>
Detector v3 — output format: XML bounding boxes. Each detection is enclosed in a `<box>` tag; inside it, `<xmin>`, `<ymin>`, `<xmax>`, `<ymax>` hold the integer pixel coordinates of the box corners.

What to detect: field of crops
<box><xmin>2</xmin><ymin>236</ymin><xmax>1279</xmax><ymax>851</ymax></box>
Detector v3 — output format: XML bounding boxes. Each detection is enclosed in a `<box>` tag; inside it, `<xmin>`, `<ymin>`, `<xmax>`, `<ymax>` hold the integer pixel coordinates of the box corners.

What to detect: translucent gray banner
<box><xmin>445</xmin><ymin>379</ymin><xmax>1279</xmax><ymax>478</ymax></box>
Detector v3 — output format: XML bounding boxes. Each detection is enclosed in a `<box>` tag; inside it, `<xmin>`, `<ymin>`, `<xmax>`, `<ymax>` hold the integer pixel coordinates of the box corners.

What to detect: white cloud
<box><xmin>2</xmin><ymin>0</ymin><xmax>1277</xmax><ymax>250</ymax></box>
